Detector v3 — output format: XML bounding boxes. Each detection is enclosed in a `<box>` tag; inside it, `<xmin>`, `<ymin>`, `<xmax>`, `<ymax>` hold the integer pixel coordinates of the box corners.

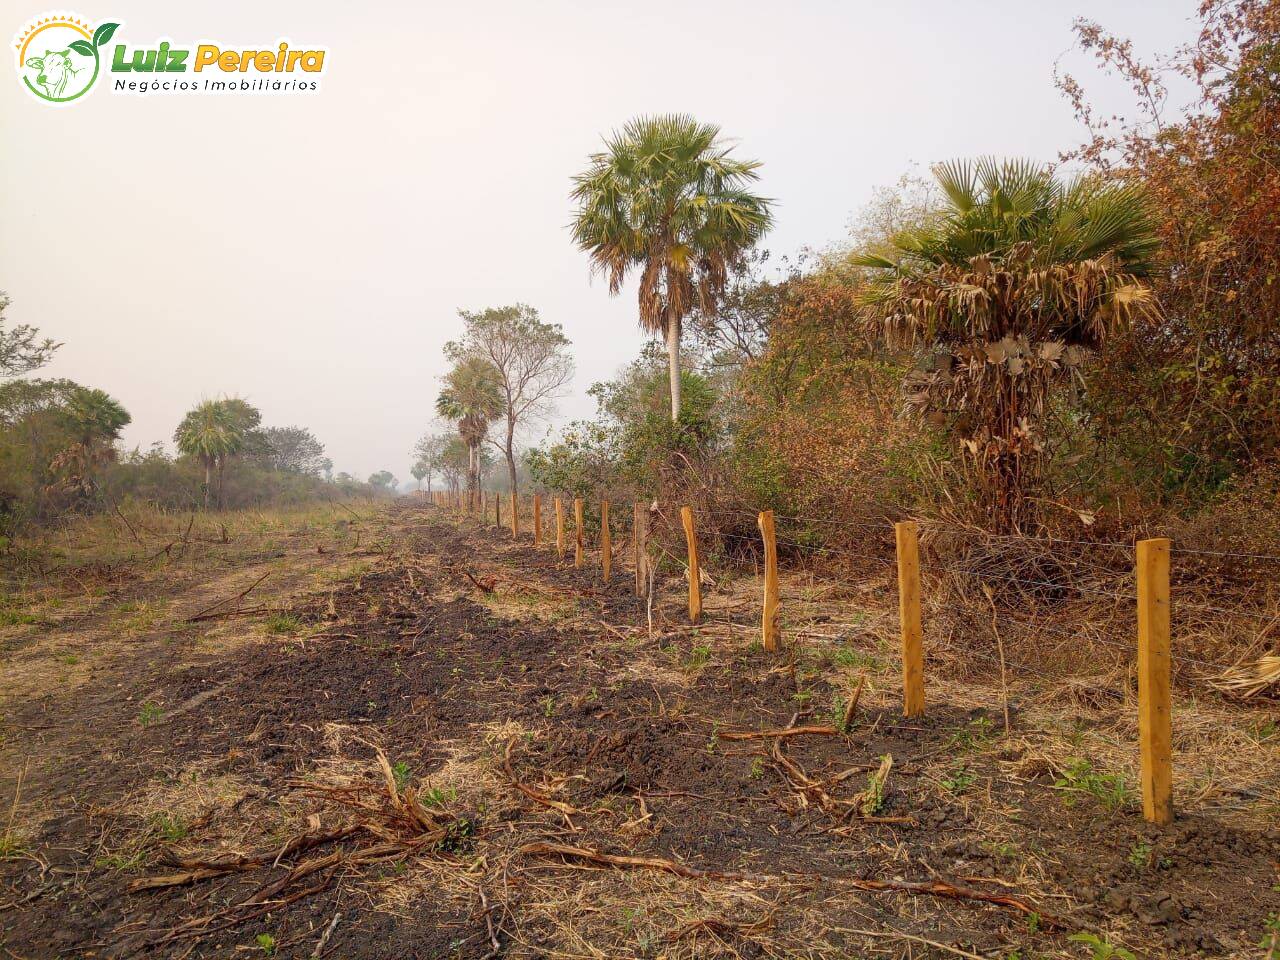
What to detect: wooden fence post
<box><xmin>510</xmin><ymin>492</ymin><xmax>519</xmax><ymax>537</ymax></box>
<box><xmin>601</xmin><ymin>500</ymin><xmax>611</xmax><ymax>581</ymax></box>
<box><xmin>680</xmin><ymin>506</ymin><xmax>702</xmax><ymax>623</ymax></box>
<box><xmin>533</xmin><ymin>495</ymin><xmax>542</xmax><ymax>547</ymax></box>
<box><xmin>494</xmin><ymin>492</ymin><xmax>501</xmax><ymax>528</ymax></box>
<box><xmin>555</xmin><ymin>498</ymin><xmax>565</xmax><ymax>559</ymax></box>
<box><xmin>759</xmin><ymin>510</ymin><xmax>779</xmax><ymax>651</ymax></box>
<box><xmin>633</xmin><ymin>502</ymin><xmax>647</xmax><ymax>597</ymax></box>
<box><xmin>1136</xmin><ymin>537</ymin><xmax>1173</xmax><ymax>825</ymax></box>
<box><xmin>574</xmin><ymin>498</ymin><xmax>584</xmax><ymax>568</ymax></box>
<box><xmin>895</xmin><ymin>521</ymin><xmax>924</xmax><ymax>718</ymax></box>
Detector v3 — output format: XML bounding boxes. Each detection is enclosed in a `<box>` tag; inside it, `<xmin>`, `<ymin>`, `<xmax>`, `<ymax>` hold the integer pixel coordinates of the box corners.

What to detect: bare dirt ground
<box><xmin>1</xmin><ymin>497</ymin><xmax>1277</xmax><ymax>959</ymax></box>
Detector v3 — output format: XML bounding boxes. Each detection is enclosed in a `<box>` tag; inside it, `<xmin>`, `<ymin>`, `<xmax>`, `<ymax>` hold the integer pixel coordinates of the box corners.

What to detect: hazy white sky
<box><xmin>3</xmin><ymin>0</ymin><xmax>1198</xmax><ymax>481</ymax></box>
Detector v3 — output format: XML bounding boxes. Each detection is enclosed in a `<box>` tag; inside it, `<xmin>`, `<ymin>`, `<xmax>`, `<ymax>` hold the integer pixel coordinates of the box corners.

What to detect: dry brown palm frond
<box><xmin>1210</xmin><ymin>655</ymin><xmax>1280</xmax><ymax>699</ymax></box>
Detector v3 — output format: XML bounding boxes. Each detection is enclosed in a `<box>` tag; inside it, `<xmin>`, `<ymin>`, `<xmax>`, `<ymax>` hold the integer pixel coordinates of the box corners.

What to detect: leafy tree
<box><xmin>528</xmin><ymin>344</ymin><xmax>719</xmax><ymax>498</ymax></box>
<box><xmin>254</xmin><ymin>426</ymin><xmax>326</xmax><ymax>476</ymax></box>
<box><xmin>571</xmin><ymin>114</ymin><xmax>773</xmax><ymax>422</ymax></box>
<box><xmin>411</xmin><ymin>432</ymin><xmax>450</xmax><ymax>492</ymax></box>
<box><xmin>0</xmin><ymin>293</ymin><xmax>59</xmax><ymax>378</ymax></box>
<box><xmin>854</xmin><ymin>158</ymin><xmax>1159</xmax><ymax>530</ymax></box>
<box><xmin>437</xmin><ymin>436</ymin><xmax>471</xmax><ymax>493</ymax></box>
<box><xmin>436</xmin><ymin>357</ymin><xmax>503</xmax><ymax>506</ymax></box>
<box><xmin>0</xmin><ymin>379</ymin><xmax>128</xmax><ymax>526</ymax></box>
<box><xmin>174</xmin><ymin>398</ymin><xmax>256</xmax><ymax>509</ymax></box>
<box><xmin>368</xmin><ymin>470</ymin><xmax>397</xmax><ymax>491</ymax></box>
<box><xmin>410</xmin><ymin>461</ymin><xmax>428</xmax><ymax>489</ymax></box>
<box><xmin>1058</xmin><ymin>1</ymin><xmax>1280</xmax><ymax>500</ymax></box>
<box><xmin>446</xmin><ymin>304</ymin><xmax>572</xmax><ymax>494</ymax></box>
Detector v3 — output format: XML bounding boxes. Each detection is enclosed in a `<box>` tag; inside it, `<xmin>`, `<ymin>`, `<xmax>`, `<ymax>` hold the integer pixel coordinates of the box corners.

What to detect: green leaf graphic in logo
<box><xmin>19</xmin><ymin>19</ymin><xmax>118</xmax><ymax>104</ymax></box>
<box><xmin>92</xmin><ymin>22</ymin><xmax>119</xmax><ymax>47</ymax></box>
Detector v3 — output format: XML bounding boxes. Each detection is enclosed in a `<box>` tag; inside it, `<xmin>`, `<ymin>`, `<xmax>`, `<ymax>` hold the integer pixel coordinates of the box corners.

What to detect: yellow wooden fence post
<box><xmin>895</xmin><ymin>520</ymin><xmax>924</xmax><ymax>718</ymax></box>
<box><xmin>574</xmin><ymin>498</ymin><xmax>584</xmax><ymax>568</ymax></box>
<box><xmin>1136</xmin><ymin>537</ymin><xmax>1173</xmax><ymax>825</ymax></box>
<box><xmin>601</xmin><ymin>500</ymin><xmax>611</xmax><ymax>581</ymax></box>
<box><xmin>633</xmin><ymin>502</ymin><xmax>647</xmax><ymax>597</ymax></box>
<box><xmin>510</xmin><ymin>492</ymin><xmax>519</xmax><ymax>537</ymax></box>
<box><xmin>555</xmin><ymin>498</ymin><xmax>565</xmax><ymax>559</ymax></box>
<box><xmin>759</xmin><ymin>510</ymin><xmax>779</xmax><ymax>651</ymax></box>
<box><xmin>533</xmin><ymin>495</ymin><xmax>542</xmax><ymax>547</ymax></box>
<box><xmin>681</xmin><ymin>506</ymin><xmax>702</xmax><ymax>623</ymax></box>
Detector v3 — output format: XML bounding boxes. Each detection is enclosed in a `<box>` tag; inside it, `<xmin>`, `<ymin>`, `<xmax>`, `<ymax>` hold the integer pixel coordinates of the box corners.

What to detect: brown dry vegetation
<box><xmin>1</xmin><ymin>496</ymin><xmax>1277</xmax><ymax>959</ymax></box>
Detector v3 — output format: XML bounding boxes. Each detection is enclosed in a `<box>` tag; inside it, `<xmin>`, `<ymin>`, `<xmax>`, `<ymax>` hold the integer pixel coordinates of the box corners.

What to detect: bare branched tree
<box><xmin>446</xmin><ymin>304</ymin><xmax>573</xmax><ymax>494</ymax></box>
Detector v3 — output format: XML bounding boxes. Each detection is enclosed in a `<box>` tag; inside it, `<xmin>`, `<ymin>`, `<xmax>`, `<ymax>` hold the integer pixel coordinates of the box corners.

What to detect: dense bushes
<box><xmin>531</xmin><ymin>1</ymin><xmax>1280</xmax><ymax>558</ymax></box>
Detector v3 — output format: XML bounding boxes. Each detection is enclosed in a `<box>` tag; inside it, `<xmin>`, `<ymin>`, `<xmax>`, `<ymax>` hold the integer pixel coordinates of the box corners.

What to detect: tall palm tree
<box><xmin>571</xmin><ymin>114</ymin><xmax>773</xmax><ymax>421</ymax></box>
<box><xmin>51</xmin><ymin>387</ymin><xmax>131</xmax><ymax>495</ymax></box>
<box><xmin>174</xmin><ymin>399</ymin><xmax>245</xmax><ymax>509</ymax></box>
<box><xmin>853</xmin><ymin>158</ymin><xmax>1160</xmax><ymax>531</ymax></box>
<box><xmin>436</xmin><ymin>357</ymin><xmax>503</xmax><ymax>508</ymax></box>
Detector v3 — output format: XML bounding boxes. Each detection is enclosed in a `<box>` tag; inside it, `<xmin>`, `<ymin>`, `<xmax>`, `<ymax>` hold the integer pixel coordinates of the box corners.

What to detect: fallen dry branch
<box><xmin>517</xmin><ymin>840</ymin><xmax>1059</xmax><ymax>927</ymax></box>
<box><xmin>502</xmin><ymin>740</ymin><xmax>580</xmax><ymax>817</ymax></box>
<box><xmin>517</xmin><ymin>841</ymin><xmax>773</xmax><ymax>883</ymax></box>
<box><xmin>717</xmin><ymin>724</ymin><xmax>840</xmax><ymax>741</ymax></box>
<box><xmin>184</xmin><ymin>571</ymin><xmax>273</xmax><ymax>622</ymax></box>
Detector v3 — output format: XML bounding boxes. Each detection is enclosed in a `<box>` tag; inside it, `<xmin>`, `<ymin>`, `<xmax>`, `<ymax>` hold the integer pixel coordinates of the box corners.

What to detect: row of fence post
<box><xmin>428</xmin><ymin>489</ymin><xmax>1173</xmax><ymax>826</ymax></box>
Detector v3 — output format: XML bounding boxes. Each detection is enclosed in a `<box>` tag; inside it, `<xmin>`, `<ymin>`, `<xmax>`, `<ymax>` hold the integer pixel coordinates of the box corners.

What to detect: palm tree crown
<box><xmin>174</xmin><ymin>398</ymin><xmax>250</xmax><ymax>507</ymax></box>
<box><xmin>436</xmin><ymin>357</ymin><xmax>503</xmax><ymax>505</ymax></box>
<box><xmin>571</xmin><ymin>114</ymin><xmax>773</xmax><ymax>420</ymax></box>
<box><xmin>853</xmin><ymin>158</ymin><xmax>1160</xmax><ymax>530</ymax></box>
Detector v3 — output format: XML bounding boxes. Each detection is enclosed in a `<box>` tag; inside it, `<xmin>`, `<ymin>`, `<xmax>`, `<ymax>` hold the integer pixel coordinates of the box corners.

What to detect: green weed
<box><xmin>1053</xmin><ymin>758</ymin><xmax>1135</xmax><ymax>811</ymax></box>
<box><xmin>420</xmin><ymin>786</ymin><xmax>456</xmax><ymax>809</ymax></box>
<box><xmin>1068</xmin><ymin>932</ymin><xmax>1136</xmax><ymax>960</ymax></box>
<box><xmin>264</xmin><ymin>612</ymin><xmax>301</xmax><ymax>634</ymax></box>
<box><xmin>152</xmin><ymin>813</ymin><xmax>188</xmax><ymax>842</ymax></box>
<box><xmin>941</xmin><ymin>764</ymin><xmax>977</xmax><ymax>794</ymax></box>
<box><xmin>392</xmin><ymin>761</ymin><xmax>412</xmax><ymax>792</ymax></box>
<box><xmin>685</xmin><ymin>644</ymin><xmax>711</xmax><ymax>670</ymax></box>
<box><xmin>255</xmin><ymin>932</ymin><xmax>277</xmax><ymax>955</ymax></box>
<box><xmin>137</xmin><ymin>702</ymin><xmax>162</xmax><ymax>726</ymax></box>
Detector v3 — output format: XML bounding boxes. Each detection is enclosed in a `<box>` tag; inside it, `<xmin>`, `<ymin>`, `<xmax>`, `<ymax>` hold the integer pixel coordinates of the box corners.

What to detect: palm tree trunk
<box><xmin>468</xmin><ymin>442</ymin><xmax>479</xmax><ymax>510</ymax></box>
<box><xmin>665</xmin><ymin>316</ymin><xmax>682</xmax><ymax>423</ymax></box>
<box><xmin>203</xmin><ymin>460</ymin><xmax>211</xmax><ymax>510</ymax></box>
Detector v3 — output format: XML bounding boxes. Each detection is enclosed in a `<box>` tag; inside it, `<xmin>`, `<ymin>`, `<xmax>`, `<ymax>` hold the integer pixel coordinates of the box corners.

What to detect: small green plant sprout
<box><xmin>264</xmin><ymin>612</ymin><xmax>301</xmax><ymax>635</ymax></box>
<box><xmin>1261</xmin><ymin>913</ymin><xmax>1280</xmax><ymax>960</ymax></box>
<box><xmin>858</xmin><ymin>754</ymin><xmax>892</xmax><ymax>816</ymax></box>
<box><xmin>391</xmin><ymin>760</ymin><xmax>412</xmax><ymax>792</ymax></box>
<box><xmin>541</xmin><ymin>695</ymin><xmax>556</xmax><ymax>717</ymax></box>
<box><xmin>1052</xmin><ymin>758</ymin><xmax>1135</xmax><ymax>810</ymax></box>
<box><xmin>685</xmin><ymin>644</ymin><xmax>710</xmax><ymax>669</ymax></box>
<box><xmin>137</xmin><ymin>702</ymin><xmax>162</xmax><ymax>726</ymax></box>
<box><xmin>949</xmin><ymin>716</ymin><xmax>994</xmax><ymax>752</ymax></box>
<box><xmin>828</xmin><ymin>697</ymin><xmax>849</xmax><ymax>732</ymax></box>
<box><xmin>420</xmin><ymin>785</ymin><xmax>456</xmax><ymax>809</ymax></box>
<box><xmin>749</xmin><ymin>756</ymin><xmax>766</xmax><ymax>779</ymax></box>
<box><xmin>1127</xmin><ymin>840</ymin><xmax>1153</xmax><ymax>870</ymax></box>
<box><xmin>152</xmin><ymin>813</ymin><xmax>187</xmax><ymax>842</ymax></box>
<box><xmin>255</xmin><ymin>932</ymin><xmax>277</xmax><ymax>955</ymax></box>
<box><xmin>1068</xmin><ymin>932</ymin><xmax>1137</xmax><ymax>960</ymax></box>
<box><xmin>941</xmin><ymin>764</ymin><xmax>977</xmax><ymax>794</ymax></box>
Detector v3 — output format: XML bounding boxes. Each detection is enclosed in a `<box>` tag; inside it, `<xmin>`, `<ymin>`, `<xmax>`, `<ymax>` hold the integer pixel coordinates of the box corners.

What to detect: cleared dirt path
<box><xmin>1</xmin><ymin>498</ymin><xmax>1276</xmax><ymax>958</ymax></box>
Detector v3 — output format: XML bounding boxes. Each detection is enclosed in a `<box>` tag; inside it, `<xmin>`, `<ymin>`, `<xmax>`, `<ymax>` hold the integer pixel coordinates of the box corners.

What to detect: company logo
<box><xmin>14</xmin><ymin>12</ymin><xmax>326</xmax><ymax>104</ymax></box>
<box><xmin>14</xmin><ymin>14</ymin><xmax>116</xmax><ymax>102</ymax></box>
